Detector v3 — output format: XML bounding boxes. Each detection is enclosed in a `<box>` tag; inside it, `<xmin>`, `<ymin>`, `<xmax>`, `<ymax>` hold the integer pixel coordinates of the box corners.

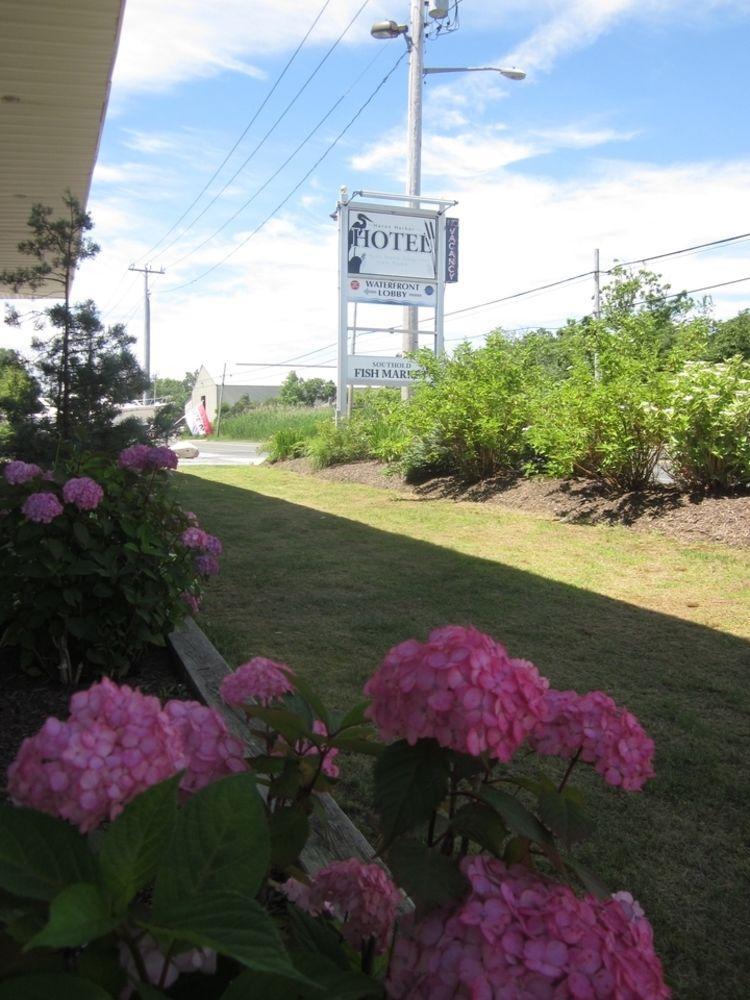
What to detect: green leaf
<box><xmin>292</xmin><ymin>953</ymin><xmax>384</xmax><ymax>999</ymax></box>
<box><xmin>374</xmin><ymin>739</ymin><xmax>450</xmax><ymax>845</ymax></box>
<box><xmin>98</xmin><ymin>773</ymin><xmax>181</xmax><ymax>911</ymax></box>
<box><xmin>286</xmin><ymin>676</ymin><xmax>330</xmax><ymax>730</ymax></box>
<box><xmin>538</xmin><ymin>790</ymin><xmax>593</xmax><ymax>850</ymax></box>
<box><xmin>449</xmin><ymin>803</ymin><xmax>507</xmax><ymax>856</ymax></box>
<box><xmin>73</xmin><ymin>522</ymin><xmax>92</xmax><ymax>549</ymax></box>
<box><xmin>565</xmin><ymin>859</ymin><xmax>612</xmax><ymax>900</ymax></box>
<box><xmin>249</xmin><ymin>754</ymin><xmax>286</xmax><ymax>776</ymax></box>
<box><xmin>245</xmin><ymin>707</ymin><xmax>314</xmax><ymax>744</ymax></box>
<box><xmin>476</xmin><ymin>788</ymin><xmax>552</xmax><ymax>845</ymax></box>
<box><xmin>269</xmin><ymin>806</ymin><xmax>310</xmax><ymax>870</ymax></box>
<box><xmin>447</xmin><ymin>751</ymin><xmax>485</xmax><ymax>781</ymax></box>
<box><xmin>0</xmin><ymin>805</ymin><xmax>96</xmax><ymax>901</ymax></box>
<box><xmin>286</xmin><ymin>903</ymin><xmax>349</xmax><ymax>971</ymax></box>
<box><xmin>333</xmin><ymin>701</ymin><xmax>371</xmax><ymax>733</ymax></box>
<box><xmin>0</xmin><ymin>975</ymin><xmax>113</xmax><ymax>999</ymax></box>
<box><xmin>146</xmin><ymin>892</ymin><xmax>315</xmax><ymax>988</ymax></box>
<box><xmin>26</xmin><ymin>882</ymin><xmax>120</xmax><ymax>950</ymax></box>
<box><xmin>153</xmin><ymin>774</ymin><xmax>269</xmax><ymax>913</ymax></box>
<box><xmin>387</xmin><ymin>839</ymin><xmax>468</xmax><ymax>908</ymax></box>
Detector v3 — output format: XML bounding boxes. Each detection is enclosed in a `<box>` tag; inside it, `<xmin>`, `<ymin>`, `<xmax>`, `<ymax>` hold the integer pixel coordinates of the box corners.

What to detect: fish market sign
<box><xmin>347</xmin><ymin>277</ymin><xmax>436</xmax><ymax>307</ymax></box>
<box><xmin>347</xmin><ymin>208</ymin><xmax>437</xmax><ymax>281</ymax></box>
<box><xmin>348</xmin><ymin>355</ymin><xmax>421</xmax><ymax>386</ymax></box>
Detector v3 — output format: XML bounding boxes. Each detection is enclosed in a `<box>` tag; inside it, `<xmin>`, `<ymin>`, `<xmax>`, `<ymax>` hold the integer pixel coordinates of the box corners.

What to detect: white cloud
<box><xmin>112</xmin><ymin>0</ymin><xmax>396</xmax><ymax>94</ymax></box>
<box><xmin>500</xmin><ymin>0</ymin><xmax>750</xmax><ymax>75</ymax></box>
<box><xmin>350</xmin><ymin>121</ymin><xmax>635</xmax><ymax>184</ymax></box>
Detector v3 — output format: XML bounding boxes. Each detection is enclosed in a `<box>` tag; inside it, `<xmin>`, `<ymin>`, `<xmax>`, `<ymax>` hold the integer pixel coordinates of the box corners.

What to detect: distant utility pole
<box><xmin>128</xmin><ymin>264</ymin><xmax>165</xmax><ymax>402</ymax></box>
<box><xmin>594</xmin><ymin>248</ymin><xmax>601</xmax><ymax>319</ymax></box>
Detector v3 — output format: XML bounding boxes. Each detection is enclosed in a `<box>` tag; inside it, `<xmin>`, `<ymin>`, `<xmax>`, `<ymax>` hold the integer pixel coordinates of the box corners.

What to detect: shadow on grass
<box><xmin>176</xmin><ymin>472</ymin><xmax>750</xmax><ymax>1000</ymax></box>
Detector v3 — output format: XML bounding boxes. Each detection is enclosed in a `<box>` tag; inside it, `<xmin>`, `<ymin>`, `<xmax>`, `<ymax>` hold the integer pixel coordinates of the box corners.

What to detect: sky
<box><xmin>6</xmin><ymin>0</ymin><xmax>750</xmax><ymax>386</ymax></box>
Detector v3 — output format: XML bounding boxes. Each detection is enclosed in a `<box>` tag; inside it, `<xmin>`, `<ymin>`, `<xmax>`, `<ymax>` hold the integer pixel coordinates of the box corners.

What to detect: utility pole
<box><xmin>403</xmin><ymin>0</ymin><xmax>425</xmax><ymax>366</ymax></box>
<box><xmin>594</xmin><ymin>248</ymin><xmax>601</xmax><ymax>319</ymax></box>
<box><xmin>128</xmin><ymin>264</ymin><xmax>165</xmax><ymax>403</ymax></box>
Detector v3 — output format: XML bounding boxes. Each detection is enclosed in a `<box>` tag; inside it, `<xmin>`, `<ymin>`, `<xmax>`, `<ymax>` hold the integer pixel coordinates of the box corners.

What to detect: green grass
<box><xmin>174</xmin><ymin>465</ymin><xmax>750</xmax><ymax>1000</ymax></box>
<box><xmin>217</xmin><ymin>406</ymin><xmax>332</xmax><ymax>442</ymax></box>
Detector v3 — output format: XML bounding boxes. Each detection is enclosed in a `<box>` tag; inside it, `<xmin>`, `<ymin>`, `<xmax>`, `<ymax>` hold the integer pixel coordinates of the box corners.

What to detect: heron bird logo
<box><xmin>348</xmin><ymin>213</ymin><xmax>372</xmax><ymax>273</ymax></box>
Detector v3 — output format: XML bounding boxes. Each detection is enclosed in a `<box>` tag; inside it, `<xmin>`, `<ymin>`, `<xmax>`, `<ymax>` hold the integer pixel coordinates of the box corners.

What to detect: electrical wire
<box><xmin>158</xmin><ymin>0</ymin><xmax>373</xmax><ymax>264</ymax></box>
<box><xmin>609</xmin><ymin>230</ymin><xmax>750</xmax><ymax>272</ymax></box>
<box><xmin>133</xmin><ymin>0</ymin><xmax>338</xmax><ymax>264</ymax></box>
<box><xmin>160</xmin><ymin>49</ymin><xmax>409</xmax><ymax>294</ymax></box>
<box><xmin>166</xmin><ymin>45</ymin><xmax>387</xmax><ymax>270</ymax></box>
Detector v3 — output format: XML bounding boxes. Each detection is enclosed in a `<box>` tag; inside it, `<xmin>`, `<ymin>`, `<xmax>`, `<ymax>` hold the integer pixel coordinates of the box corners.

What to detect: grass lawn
<box><xmin>175</xmin><ymin>465</ymin><xmax>750</xmax><ymax>999</ymax></box>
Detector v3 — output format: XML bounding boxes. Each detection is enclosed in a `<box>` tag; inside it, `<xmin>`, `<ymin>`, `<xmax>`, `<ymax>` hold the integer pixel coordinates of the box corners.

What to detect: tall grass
<box><xmin>217</xmin><ymin>406</ymin><xmax>332</xmax><ymax>442</ymax></box>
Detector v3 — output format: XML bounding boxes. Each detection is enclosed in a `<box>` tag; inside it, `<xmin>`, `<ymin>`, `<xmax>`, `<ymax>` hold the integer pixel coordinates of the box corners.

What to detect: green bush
<box><xmin>306</xmin><ymin>418</ymin><xmax>371</xmax><ymax>468</ymax></box>
<box><xmin>266</xmin><ymin>426</ymin><xmax>310</xmax><ymax>462</ymax></box>
<box><xmin>666</xmin><ymin>357</ymin><xmax>750</xmax><ymax>488</ymax></box>
<box><xmin>0</xmin><ymin>447</ymin><xmax>220</xmax><ymax>683</ymax></box>
<box><xmin>526</xmin><ymin>351</ymin><xmax>669</xmax><ymax>491</ymax></box>
<box><xmin>403</xmin><ymin>335</ymin><xmax>538</xmax><ymax>481</ymax></box>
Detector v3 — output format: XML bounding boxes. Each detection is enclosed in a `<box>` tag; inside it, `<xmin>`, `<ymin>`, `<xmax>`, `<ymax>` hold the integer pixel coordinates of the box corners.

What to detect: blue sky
<box><xmin>8</xmin><ymin>0</ymin><xmax>750</xmax><ymax>384</ymax></box>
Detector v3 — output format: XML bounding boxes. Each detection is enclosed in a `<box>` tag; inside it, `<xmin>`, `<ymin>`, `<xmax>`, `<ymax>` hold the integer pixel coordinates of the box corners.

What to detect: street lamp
<box><xmin>371</xmin><ymin>1</ymin><xmax>525</xmax><ymax>358</ymax></box>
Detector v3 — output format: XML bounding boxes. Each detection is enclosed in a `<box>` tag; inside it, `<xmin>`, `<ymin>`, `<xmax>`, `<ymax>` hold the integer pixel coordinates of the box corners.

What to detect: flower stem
<box><xmin>558</xmin><ymin>747</ymin><xmax>582</xmax><ymax>792</ymax></box>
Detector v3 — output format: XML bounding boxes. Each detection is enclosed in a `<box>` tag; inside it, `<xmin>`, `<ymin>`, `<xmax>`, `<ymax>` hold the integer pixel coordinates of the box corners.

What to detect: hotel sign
<box><xmin>347</xmin><ymin>208</ymin><xmax>437</xmax><ymax>281</ymax></box>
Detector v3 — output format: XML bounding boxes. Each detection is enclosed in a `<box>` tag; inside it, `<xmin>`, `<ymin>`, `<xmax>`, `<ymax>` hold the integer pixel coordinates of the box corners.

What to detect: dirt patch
<box><xmin>276</xmin><ymin>458</ymin><xmax>750</xmax><ymax>549</ymax></box>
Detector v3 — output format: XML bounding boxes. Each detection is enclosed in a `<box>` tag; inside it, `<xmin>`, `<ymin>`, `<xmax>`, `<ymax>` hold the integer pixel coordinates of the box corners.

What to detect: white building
<box><xmin>190</xmin><ymin>366</ymin><xmax>280</xmax><ymax>424</ymax></box>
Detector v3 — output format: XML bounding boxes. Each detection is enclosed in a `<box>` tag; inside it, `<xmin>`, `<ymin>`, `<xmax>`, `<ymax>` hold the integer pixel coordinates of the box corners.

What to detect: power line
<box><xmin>160</xmin><ymin>0</ymin><xmax>373</xmax><ymax>264</ymax></box>
<box><xmin>610</xmin><ymin>230</ymin><xmax>750</xmax><ymax>272</ymax></box>
<box><xmin>134</xmin><ymin>0</ymin><xmax>338</xmax><ymax>264</ymax></box>
<box><xmin>166</xmin><ymin>45</ymin><xmax>386</xmax><ymax>270</ymax></box>
<box><xmin>161</xmin><ymin>49</ymin><xmax>409</xmax><ymax>294</ymax></box>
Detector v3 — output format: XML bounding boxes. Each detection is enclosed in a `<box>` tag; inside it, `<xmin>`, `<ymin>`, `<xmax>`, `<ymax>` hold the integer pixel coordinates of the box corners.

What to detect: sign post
<box><xmin>334</xmin><ymin>190</ymin><xmax>458</xmax><ymax>420</ymax></box>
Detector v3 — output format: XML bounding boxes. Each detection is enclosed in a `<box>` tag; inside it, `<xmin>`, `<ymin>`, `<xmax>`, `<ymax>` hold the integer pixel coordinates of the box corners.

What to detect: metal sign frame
<box><xmin>335</xmin><ymin>189</ymin><xmax>457</xmax><ymax>418</ymax></box>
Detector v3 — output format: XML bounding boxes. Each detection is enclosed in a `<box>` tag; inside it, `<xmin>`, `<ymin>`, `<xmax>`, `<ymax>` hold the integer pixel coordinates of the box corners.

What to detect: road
<box><xmin>172</xmin><ymin>439</ymin><xmax>268</xmax><ymax>467</ymax></box>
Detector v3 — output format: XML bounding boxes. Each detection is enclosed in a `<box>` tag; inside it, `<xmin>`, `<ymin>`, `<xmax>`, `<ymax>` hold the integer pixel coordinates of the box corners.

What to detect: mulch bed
<box><xmin>277</xmin><ymin>458</ymin><xmax>750</xmax><ymax>549</ymax></box>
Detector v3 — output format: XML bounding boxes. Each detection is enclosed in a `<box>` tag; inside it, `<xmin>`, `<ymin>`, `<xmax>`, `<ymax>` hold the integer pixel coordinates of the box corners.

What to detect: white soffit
<box><xmin>0</xmin><ymin>0</ymin><xmax>125</xmax><ymax>297</ymax></box>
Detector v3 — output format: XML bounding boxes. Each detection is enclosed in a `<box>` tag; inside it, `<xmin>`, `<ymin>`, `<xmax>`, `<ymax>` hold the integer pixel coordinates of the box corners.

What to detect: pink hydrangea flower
<box><xmin>220</xmin><ymin>657</ymin><xmax>295</xmax><ymax>707</ymax></box>
<box><xmin>3</xmin><ymin>460</ymin><xmax>42</xmax><ymax>485</ymax></box>
<box><xmin>62</xmin><ymin>476</ymin><xmax>104</xmax><ymax>511</ymax></box>
<box><xmin>163</xmin><ymin>699</ymin><xmax>247</xmax><ymax>794</ymax></box>
<box><xmin>529</xmin><ymin>689</ymin><xmax>656</xmax><ymax>791</ymax></box>
<box><xmin>364</xmin><ymin>625</ymin><xmax>548</xmax><ymax>762</ymax></box>
<box><xmin>204</xmin><ymin>533</ymin><xmax>222</xmax><ymax>556</ymax></box>
<box><xmin>181</xmin><ymin>526</ymin><xmax>209</xmax><ymax>549</ymax></box>
<box><xmin>195</xmin><ymin>552</ymin><xmax>220</xmax><ymax>576</ymax></box>
<box><xmin>118</xmin><ymin>444</ymin><xmax>178</xmax><ymax>472</ymax></box>
<box><xmin>283</xmin><ymin>859</ymin><xmax>401</xmax><ymax>953</ymax></box>
<box><xmin>7</xmin><ymin>679</ymin><xmax>186</xmax><ymax>832</ymax></box>
<box><xmin>387</xmin><ymin>856</ymin><xmax>670</xmax><ymax>999</ymax></box>
<box><xmin>180</xmin><ymin>591</ymin><xmax>201</xmax><ymax>615</ymax></box>
<box><xmin>118</xmin><ymin>444</ymin><xmax>151</xmax><ymax>472</ymax></box>
<box><xmin>184</xmin><ymin>510</ymin><xmax>199</xmax><ymax>525</ymax></box>
<box><xmin>118</xmin><ymin>933</ymin><xmax>216</xmax><ymax>997</ymax></box>
<box><xmin>149</xmin><ymin>446</ymin><xmax>179</xmax><ymax>470</ymax></box>
<box><xmin>21</xmin><ymin>491</ymin><xmax>63</xmax><ymax>524</ymax></box>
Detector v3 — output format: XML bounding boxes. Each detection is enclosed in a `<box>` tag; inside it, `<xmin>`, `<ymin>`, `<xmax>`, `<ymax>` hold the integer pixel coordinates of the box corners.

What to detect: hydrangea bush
<box><xmin>0</xmin><ymin>447</ymin><xmax>221</xmax><ymax>682</ymax></box>
<box><xmin>0</xmin><ymin>625</ymin><xmax>670</xmax><ymax>998</ymax></box>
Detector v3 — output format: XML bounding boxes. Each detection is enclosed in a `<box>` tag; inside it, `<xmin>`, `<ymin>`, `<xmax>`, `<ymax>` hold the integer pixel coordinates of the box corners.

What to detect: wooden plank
<box><xmin>168</xmin><ymin>618</ymin><xmax>376</xmax><ymax>874</ymax></box>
